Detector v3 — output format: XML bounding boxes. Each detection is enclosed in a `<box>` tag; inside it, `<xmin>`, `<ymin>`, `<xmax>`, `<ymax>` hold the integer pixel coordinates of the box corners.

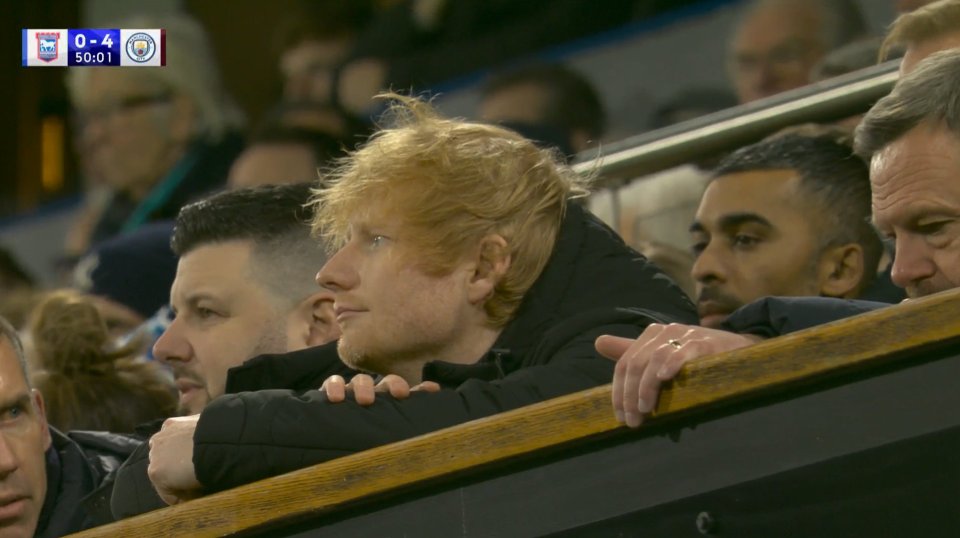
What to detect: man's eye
<box><xmin>1</xmin><ymin>406</ymin><xmax>24</xmax><ymax>423</ymax></box>
<box><xmin>691</xmin><ymin>241</ymin><xmax>707</xmax><ymax>256</ymax></box>
<box><xmin>917</xmin><ymin>220</ymin><xmax>950</xmax><ymax>236</ymax></box>
<box><xmin>197</xmin><ymin>307</ymin><xmax>217</xmax><ymax>319</ymax></box>
<box><xmin>732</xmin><ymin>235</ymin><xmax>759</xmax><ymax>248</ymax></box>
<box><xmin>370</xmin><ymin>235</ymin><xmax>387</xmax><ymax>247</ymax></box>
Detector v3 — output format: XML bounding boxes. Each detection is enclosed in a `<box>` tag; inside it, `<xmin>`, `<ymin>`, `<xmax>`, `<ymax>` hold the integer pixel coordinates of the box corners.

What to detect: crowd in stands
<box><xmin>4</xmin><ymin>0</ymin><xmax>960</xmax><ymax>534</ymax></box>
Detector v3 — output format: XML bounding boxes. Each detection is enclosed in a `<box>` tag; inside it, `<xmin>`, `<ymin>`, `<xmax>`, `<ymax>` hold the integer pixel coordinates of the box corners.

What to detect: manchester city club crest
<box><xmin>36</xmin><ymin>31</ymin><xmax>59</xmax><ymax>62</ymax></box>
<box><xmin>125</xmin><ymin>32</ymin><xmax>156</xmax><ymax>63</ymax></box>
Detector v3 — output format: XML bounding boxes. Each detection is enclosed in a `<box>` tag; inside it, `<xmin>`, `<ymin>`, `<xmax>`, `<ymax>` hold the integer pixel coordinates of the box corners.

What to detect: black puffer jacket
<box><xmin>722</xmin><ymin>296</ymin><xmax>891</xmax><ymax>338</ymax></box>
<box><xmin>191</xmin><ymin>204</ymin><xmax>697</xmax><ymax>493</ymax></box>
<box><xmin>36</xmin><ymin>429</ymin><xmax>139</xmax><ymax>537</ymax></box>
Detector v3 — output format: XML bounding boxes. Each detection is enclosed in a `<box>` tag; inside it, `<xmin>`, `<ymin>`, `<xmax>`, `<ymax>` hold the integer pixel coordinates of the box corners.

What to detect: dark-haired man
<box><xmin>110</xmin><ymin>183</ymin><xmax>341</xmax><ymax>518</ymax></box>
<box><xmin>603</xmin><ymin>132</ymin><xmax>888</xmax><ymax>428</ymax></box>
<box><xmin>690</xmin><ymin>132</ymin><xmax>885</xmax><ymax>328</ymax></box>
<box><xmin>604</xmin><ymin>51</ymin><xmax>960</xmax><ymax>429</ymax></box>
<box><xmin>157</xmin><ymin>183</ymin><xmax>339</xmax><ymax>415</ymax></box>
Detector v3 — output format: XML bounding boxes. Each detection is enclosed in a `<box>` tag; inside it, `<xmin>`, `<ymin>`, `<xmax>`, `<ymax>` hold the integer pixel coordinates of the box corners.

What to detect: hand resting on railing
<box><xmin>321</xmin><ymin>374</ymin><xmax>440</xmax><ymax>405</ymax></box>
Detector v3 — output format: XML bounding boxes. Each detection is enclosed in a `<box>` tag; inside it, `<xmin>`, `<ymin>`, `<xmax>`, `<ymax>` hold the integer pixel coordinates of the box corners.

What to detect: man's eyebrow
<box><xmin>0</xmin><ymin>393</ymin><xmax>32</xmax><ymax>412</ymax></box>
<box><xmin>689</xmin><ymin>221</ymin><xmax>706</xmax><ymax>234</ymax></box>
<box><xmin>872</xmin><ymin>207</ymin><xmax>959</xmax><ymax>231</ymax></box>
<box><xmin>175</xmin><ymin>291</ymin><xmax>220</xmax><ymax>312</ymax></box>
<box><xmin>717</xmin><ymin>212</ymin><xmax>773</xmax><ymax>231</ymax></box>
<box><xmin>186</xmin><ymin>292</ymin><xmax>217</xmax><ymax>305</ymax></box>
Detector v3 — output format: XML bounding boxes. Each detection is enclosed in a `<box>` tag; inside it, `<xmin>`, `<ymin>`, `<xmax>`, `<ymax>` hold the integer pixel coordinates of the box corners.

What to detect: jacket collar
<box><xmin>36</xmin><ymin>428</ymin><xmax>97</xmax><ymax>538</ymax></box>
<box><xmin>489</xmin><ymin>202</ymin><xmax>589</xmax><ymax>359</ymax></box>
<box><xmin>225</xmin><ymin>342</ymin><xmax>349</xmax><ymax>394</ymax></box>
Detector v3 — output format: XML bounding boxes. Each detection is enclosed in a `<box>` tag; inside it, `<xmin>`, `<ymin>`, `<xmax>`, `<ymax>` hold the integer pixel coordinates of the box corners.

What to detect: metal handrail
<box><xmin>575</xmin><ymin>60</ymin><xmax>900</xmax><ymax>188</ymax></box>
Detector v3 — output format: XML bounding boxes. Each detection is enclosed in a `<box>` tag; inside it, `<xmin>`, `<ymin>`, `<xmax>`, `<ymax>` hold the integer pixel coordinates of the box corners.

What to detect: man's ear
<box><xmin>306</xmin><ymin>291</ymin><xmax>339</xmax><ymax>346</ymax></box>
<box><xmin>32</xmin><ymin>389</ymin><xmax>52</xmax><ymax>451</ymax></box>
<box><xmin>467</xmin><ymin>234</ymin><xmax>511</xmax><ymax>305</ymax></box>
<box><xmin>288</xmin><ymin>290</ymin><xmax>339</xmax><ymax>349</ymax></box>
<box><xmin>818</xmin><ymin>243</ymin><xmax>865</xmax><ymax>298</ymax></box>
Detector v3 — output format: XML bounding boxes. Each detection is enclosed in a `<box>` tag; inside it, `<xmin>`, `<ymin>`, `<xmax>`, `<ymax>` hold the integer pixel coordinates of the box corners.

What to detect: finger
<box><xmin>612</xmin><ymin>353</ymin><xmax>628</xmax><ymax>422</ymax></box>
<box><xmin>635</xmin><ymin>328</ymin><xmax>703</xmax><ymax>419</ymax></box>
<box><xmin>657</xmin><ymin>347</ymin><xmax>693</xmax><ymax>380</ymax></box>
<box><xmin>375</xmin><ymin>374</ymin><xmax>411</xmax><ymax>399</ymax></box>
<box><xmin>411</xmin><ymin>381</ymin><xmax>441</xmax><ymax>393</ymax></box>
<box><xmin>351</xmin><ymin>374</ymin><xmax>376</xmax><ymax>406</ymax></box>
<box><xmin>156</xmin><ymin>488</ymin><xmax>180</xmax><ymax>507</ymax></box>
<box><xmin>631</xmin><ymin>342</ymin><xmax>676</xmax><ymax>426</ymax></box>
<box><xmin>657</xmin><ymin>337</ymin><xmax>709</xmax><ymax>380</ymax></box>
<box><xmin>321</xmin><ymin>375</ymin><xmax>347</xmax><ymax>403</ymax></box>
<box><xmin>617</xmin><ymin>324</ymin><xmax>667</xmax><ymax>427</ymax></box>
<box><xmin>595</xmin><ymin>335</ymin><xmax>636</xmax><ymax>361</ymax></box>
<box><xmin>156</xmin><ymin>486</ymin><xmax>203</xmax><ymax>506</ymax></box>
<box><xmin>628</xmin><ymin>324</ymin><xmax>693</xmax><ymax>425</ymax></box>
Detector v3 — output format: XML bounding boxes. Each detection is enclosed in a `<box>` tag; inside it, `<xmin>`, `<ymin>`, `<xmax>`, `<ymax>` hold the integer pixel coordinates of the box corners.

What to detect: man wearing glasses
<box><xmin>64</xmin><ymin>13</ymin><xmax>245</xmax><ymax>254</ymax></box>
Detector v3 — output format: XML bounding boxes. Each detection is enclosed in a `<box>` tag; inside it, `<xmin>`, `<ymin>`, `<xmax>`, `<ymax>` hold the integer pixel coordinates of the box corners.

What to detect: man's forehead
<box><xmin>870</xmin><ymin>125</ymin><xmax>960</xmax><ymax>212</ymax></box>
<box><xmin>348</xmin><ymin>200</ymin><xmax>404</xmax><ymax>231</ymax></box>
<box><xmin>697</xmin><ymin>169</ymin><xmax>805</xmax><ymax>225</ymax></box>
<box><xmin>705</xmin><ymin>169</ymin><xmax>802</xmax><ymax>202</ymax></box>
<box><xmin>0</xmin><ymin>339</ymin><xmax>29</xmax><ymax>395</ymax></box>
<box><xmin>734</xmin><ymin>4</ymin><xmax>821</xmax><ymax>49</ymax></box>
<box><xmin>173</xmin><ymin>241</ymin><xmax>256</xmax><ymax>298</ymax></box>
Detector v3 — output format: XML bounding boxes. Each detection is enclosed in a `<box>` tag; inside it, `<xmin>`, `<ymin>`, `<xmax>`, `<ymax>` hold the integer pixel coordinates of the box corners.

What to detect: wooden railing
<box><xmin>71</xmin><ymin>288</ymin><xmax>960</xmax><ymax>537</ymax></box>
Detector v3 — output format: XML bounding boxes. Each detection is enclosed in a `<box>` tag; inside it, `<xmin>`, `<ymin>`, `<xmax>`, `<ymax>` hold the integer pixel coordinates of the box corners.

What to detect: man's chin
<box><xmin>177</xmin><ymin>390</ymin><xmax>210</xmax><ymax>416</ymax></box>
<box><xmin>337</xmin><ymin>344</ymin><xmax>372</xmax><ymax>372</ymax></box>
<box><xmin>338</xmin><ymin>339</ymin><xmax>395</xmax><ymax>376</ymax></box>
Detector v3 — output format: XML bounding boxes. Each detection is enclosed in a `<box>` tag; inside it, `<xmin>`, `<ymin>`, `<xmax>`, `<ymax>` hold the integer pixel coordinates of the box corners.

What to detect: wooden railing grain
<box><xmin>70</xmin><ymin>288</ymin><xmax>960</xmax><ymax>537</ymax></box>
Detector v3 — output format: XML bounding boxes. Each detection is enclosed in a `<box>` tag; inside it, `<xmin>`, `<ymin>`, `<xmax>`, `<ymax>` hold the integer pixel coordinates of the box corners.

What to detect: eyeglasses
<box><xmin>73</xmin><ymin>92</ymin><xmax>173</xmax><ymax>128</ymax></box>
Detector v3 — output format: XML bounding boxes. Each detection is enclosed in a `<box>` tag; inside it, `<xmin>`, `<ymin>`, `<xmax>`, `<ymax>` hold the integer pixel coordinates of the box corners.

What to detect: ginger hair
<box><xmin>311</xmin><ymin>93</ymin><xmax>590</xmax><ymax>327</ymax></box>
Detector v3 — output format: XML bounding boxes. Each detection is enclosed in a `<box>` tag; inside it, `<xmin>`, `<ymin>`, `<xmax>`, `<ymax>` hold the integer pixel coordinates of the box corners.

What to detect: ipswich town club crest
<box><xmin>125</xmin><ymin>32</ymin><xmax>156</xmax><ymax>63</ymax></box>
<box><xmin>36</xmin><ymin>31</ymin><xmax>59</xmax><ymax>62</ymax></box>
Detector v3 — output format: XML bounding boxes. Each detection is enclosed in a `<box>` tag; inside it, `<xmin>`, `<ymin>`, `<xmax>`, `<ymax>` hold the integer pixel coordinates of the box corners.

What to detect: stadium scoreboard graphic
<box><xmin>22</xmin><ymin>29</ymin><xmax>165</xmax><ymax>67</ymax></box>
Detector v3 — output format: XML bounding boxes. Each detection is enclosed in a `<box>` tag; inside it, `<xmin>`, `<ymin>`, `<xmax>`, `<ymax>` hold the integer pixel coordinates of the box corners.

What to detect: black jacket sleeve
<box><xmin>192</xmin><ymin>318</ymin><xmax>642</xmax><ymax>493</ymax></box>
<box><xmin>721</xmin><ymin>297</ymin><xmax>891</xmax><ymax>338</ymax></box>
<box><xmin>224</xmin><ymin>342</ymin><xmax>358</xmax><ymax>393</ymax></box>
<box><xmin>108</xmin><ymin>441</ymin><xmax>166</xmax><ymax>519</ymax></box>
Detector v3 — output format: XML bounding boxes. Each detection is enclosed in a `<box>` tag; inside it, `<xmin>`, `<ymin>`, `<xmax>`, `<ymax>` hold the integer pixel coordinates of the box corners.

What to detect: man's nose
<box><xmin>152</xmin><ymin>318</ymin><xmax>190</xmax><ymax>365</ymax></box>
<box><xmin>0</xmin><ymin>434</ymin><xmax>20</xmax><ymax>478</ymax></box>
<box><xmin>691</xmin><ymin>243</ymin><xmax>726</xmax><ymax>285</ymax></box>
<box><xmin>316</xmin><ymin>246</ymin><xmax>358</xmax><ymax>292</ymax></box>
<box><xmin>890</xmin><ymin>235</ymin><xmax>937</xmax><ymax>290</ymax></box>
